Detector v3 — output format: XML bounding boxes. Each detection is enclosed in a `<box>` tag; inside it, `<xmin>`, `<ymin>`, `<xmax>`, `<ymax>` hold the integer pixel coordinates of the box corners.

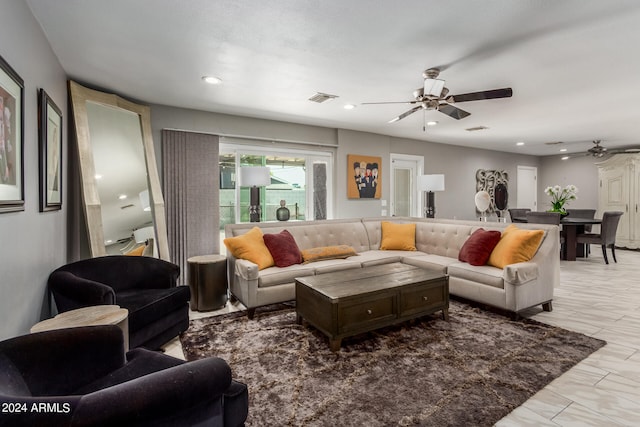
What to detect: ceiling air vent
<box><xmin>308</xmin><ymin>92</ymin><xmax>339</xmax><ymax>103</ymax></box>
<box><xmin>120</xmin><ymin>204</ymin><xmax>135</xmax><ymax>210</ymax></box>
<box><xmin>545</xmin><ymin>141</ymin><xmax>564</xmax><ymax>145</ymax></box>
<box><xmin>465</xmin><ymin>126</ymin><xmax>489</xmax><ymax>132</ymax></box>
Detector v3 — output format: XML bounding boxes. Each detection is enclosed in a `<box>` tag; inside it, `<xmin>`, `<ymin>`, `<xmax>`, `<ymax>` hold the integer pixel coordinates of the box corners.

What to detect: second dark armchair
<box><xmin>48</xmin><ymin>255</ymin><xmax>190</xmax><ymax>349</ymax></box>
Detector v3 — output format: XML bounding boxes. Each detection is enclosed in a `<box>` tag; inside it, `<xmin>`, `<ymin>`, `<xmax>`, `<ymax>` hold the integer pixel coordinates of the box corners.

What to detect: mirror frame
<box><xmin>69</xmin><ymin>80</ymin><xmax>170</xmax><ymax>260</ymax></box>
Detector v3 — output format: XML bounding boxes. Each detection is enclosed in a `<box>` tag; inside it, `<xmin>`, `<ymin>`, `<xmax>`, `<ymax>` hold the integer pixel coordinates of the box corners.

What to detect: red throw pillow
<box><xmin>262</xmin><ymin>230</ymin><xmax>303</xmax><ymax>268</ymax></box>
<box><xmin>458</xmin><ymin>228</ymin><xmax>502</xmax><ymax>266</ymax></box>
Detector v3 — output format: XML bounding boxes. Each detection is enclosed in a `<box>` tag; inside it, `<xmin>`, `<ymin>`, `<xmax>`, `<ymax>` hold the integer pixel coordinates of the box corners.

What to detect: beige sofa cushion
<box><xmin>354</xmin><ymin>250</ymin><xmax>421</xmax><ymax>267</ymax></box>
<box><xmin>258</xmin><ymin>264</ymin><xmax>316</xmax><ymax>288</ymax></box>
<box><xmin>402</xmin><ymin>254</ymin><xmax>460</xmax><ymax>274</ymax></box>
<box><xmin>447</xmin><ymin>262</ymin><xmax>504</xmax><ymax>289</ymax></box>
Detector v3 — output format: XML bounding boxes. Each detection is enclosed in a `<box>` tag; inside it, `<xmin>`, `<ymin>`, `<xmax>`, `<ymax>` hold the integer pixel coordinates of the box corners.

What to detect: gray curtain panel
<box><xmin>162</xmin><ymin>130</ymin><xmax>219</xmax><ymax>285</ymax></box>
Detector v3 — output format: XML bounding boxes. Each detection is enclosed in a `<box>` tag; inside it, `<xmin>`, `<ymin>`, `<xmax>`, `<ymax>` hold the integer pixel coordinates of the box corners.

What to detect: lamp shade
<box><xmin>240</xmin><ymin>166</ymin><xmax>271</xmax><ymax>187</ymax></box>
<box><xmin>419</xmin><ymin>174</ymin><xmax>445</xmax><ymax>192</ymax></box>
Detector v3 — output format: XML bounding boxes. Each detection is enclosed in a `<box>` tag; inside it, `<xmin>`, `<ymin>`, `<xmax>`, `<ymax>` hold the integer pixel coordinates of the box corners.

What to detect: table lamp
<box><xmin>240</xmin><ymin>166</ymin><xmax>271</xmax><ymax>222</ymax></box>
<box><xmin>419</xmin><ymin>174</ymin><xmax>445</xmax><ymax>218</ymax></box>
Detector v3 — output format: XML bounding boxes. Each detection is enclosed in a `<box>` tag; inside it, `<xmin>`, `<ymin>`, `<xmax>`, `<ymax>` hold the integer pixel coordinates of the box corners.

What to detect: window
<box><xmin>219</xmin><ymin>142</ymin><xmax>333</xmax><ymax>233</ymax></box>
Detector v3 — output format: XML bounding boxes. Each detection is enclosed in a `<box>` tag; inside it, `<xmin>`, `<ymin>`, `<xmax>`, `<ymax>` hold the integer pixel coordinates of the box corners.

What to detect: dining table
<box><xmin>513</xmin><ymin>216</ymin><xmax>602</xmax><ymax>261</ymax></box>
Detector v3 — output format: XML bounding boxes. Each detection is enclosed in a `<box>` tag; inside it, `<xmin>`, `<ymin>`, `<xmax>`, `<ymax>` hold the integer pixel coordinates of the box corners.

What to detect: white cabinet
<box><xmin>597</xmin><ymin>154</ymin><xmax>640</xmax><ymax>248</ymax></box>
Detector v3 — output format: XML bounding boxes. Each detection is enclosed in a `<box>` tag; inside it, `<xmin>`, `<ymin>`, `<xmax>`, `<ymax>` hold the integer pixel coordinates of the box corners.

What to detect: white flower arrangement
<box><xmin>545</xmin><ymin>184</ymin><xmax>578</xmax><ymax>213</ymax></box>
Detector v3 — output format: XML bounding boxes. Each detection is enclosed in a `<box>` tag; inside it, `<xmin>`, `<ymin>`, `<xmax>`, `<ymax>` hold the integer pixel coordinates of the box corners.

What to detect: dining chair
<box><xmin>526</xmin><ymin>212</ymin><xmax>565</xmax><ymax>255</ymax></box>
<box><xmin>576</xmin><ymin>211</ymin><xmax>624</xmax><ymax>264</ymax></box>
<box><xmin>508</xmin><ymin>208</ymin><xmax>531</xmax><ymax>223</ymax></box>
<box><xmin>525</xmin><ymin>211</ymin><xmax>562</xmax><ymax>225</ymax></box>
<box><xmin>566</xmin><ymin>209</ymin><xmax>597</xmax><ymax>232</ymax></box>
<box><xmin>566</xmin><ymin>208</ymin><xmax>597</xmax><ymax>255</ymax></box>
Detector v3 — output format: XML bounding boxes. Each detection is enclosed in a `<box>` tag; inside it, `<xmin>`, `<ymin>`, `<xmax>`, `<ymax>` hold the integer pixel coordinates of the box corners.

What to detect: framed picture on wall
<box><xmin>347</xmin><ymin>154</ymin><xmax>381</xmax><ymax>199</ymax></box>
<box><xmin>38</xmin><ymin>89</ymin><xmax>63</xmax><ymax>211</ymax></box>
<box><xmin>0</xmin><ymin>54</ymin><xmax>24</xmax><ymax>213</ymax></box>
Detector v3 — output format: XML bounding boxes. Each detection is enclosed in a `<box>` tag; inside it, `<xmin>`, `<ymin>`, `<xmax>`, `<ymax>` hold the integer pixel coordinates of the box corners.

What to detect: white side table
<box><xmin>31</xmin><ymin>305</ymin><xmax>129</xmax><ymax>351</ymax></box>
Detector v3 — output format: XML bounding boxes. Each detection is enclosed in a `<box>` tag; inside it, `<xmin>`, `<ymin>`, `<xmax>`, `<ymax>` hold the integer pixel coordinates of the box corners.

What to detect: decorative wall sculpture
<box><xmin>475</xmin><ymin>169</ymin><xmax>509</xmax><ymax>215</ymax></box>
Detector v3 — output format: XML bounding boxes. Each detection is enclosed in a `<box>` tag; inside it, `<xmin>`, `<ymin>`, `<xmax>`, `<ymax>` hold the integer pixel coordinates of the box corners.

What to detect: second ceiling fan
<box><xmin>363</xmin><ymin>68</ymin><xmax>513</xmax><ymax>124</ymax></box>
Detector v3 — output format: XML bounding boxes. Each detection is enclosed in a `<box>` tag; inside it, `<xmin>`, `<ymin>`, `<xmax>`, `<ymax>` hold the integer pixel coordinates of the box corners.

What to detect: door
<box><xmin>390</xmin><ymin>154</ymin><xmax>423</xmax><ymax>217</ymax></box>
<box><xmin>516</xmin><ymin>166</ymin><xmax>537</xmax><ymax>210</ymax></box>
<box><xmin>599</xmin><ymin>164</ymin><xmax>629</xmax><ymax>241</ymax></box>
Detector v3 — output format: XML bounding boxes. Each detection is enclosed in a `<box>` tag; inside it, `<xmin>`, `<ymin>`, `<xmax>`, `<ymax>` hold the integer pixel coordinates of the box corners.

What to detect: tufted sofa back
<box><xmin>224</xmin><ymin>218</ymin><xmax>371</xmax><ymax>252</ymax></box>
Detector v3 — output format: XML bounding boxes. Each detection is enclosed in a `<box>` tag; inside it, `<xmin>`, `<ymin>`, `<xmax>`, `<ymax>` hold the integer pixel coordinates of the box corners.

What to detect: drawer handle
<box><xmin>367</xmin><ymin>309</ymin><xmax>372</xmax><ymax>315</ymax></box>
<box><xmin>423</xmin><ymin>296</ymin><xmax>429</xmax><ymax>301</ymax></box>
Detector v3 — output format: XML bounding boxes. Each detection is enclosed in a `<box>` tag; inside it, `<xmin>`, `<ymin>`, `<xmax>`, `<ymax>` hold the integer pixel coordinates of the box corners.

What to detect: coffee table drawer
<box><xmin>400</xmin><ymin>281</ymin><xmax>447</xmax><ymax>317</ymax></box>
<box><xmin>338</xmin><ymin>294</ymin><xmax>396</xmax><ymax>333</ymax></box>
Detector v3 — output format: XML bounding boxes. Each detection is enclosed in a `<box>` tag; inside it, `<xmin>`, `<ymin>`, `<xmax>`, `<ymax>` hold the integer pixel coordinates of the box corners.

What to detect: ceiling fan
<box><xmin>362</xmin><ymin>68</ymin><xmax>513</xmax><ymax>125</ymax></box>
<box><xmin>562</xmin><ymin>140</ymin><xmax>640</xmax><ymax>159</ymax></box>
<box><xmin>587</xmin><ymin>140</ymin><xmax>608</xmax><ymax>157</ymax></box>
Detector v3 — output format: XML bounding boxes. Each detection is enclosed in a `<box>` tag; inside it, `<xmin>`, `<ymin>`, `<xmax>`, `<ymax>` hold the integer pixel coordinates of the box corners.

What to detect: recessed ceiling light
<box><xmin>343</xmin><ymin>104</ymin><xmax>356</xmax><ymax>110</ymax></box>
<box><xmin>202</xmin><ymin>75</ymin><xmax>222</xmax><ymax>85</ymax></box>
<box><xmin>560</xmin><ymin>148</ymin><xmax>567</xmax><ymax>152</ymax></box>
<box><xmin>561</xmin><ymin>156</ymin><xmax>570</xmax><ymax>161</ymax></box>
<box><xmin>118</xmin><ymin>194</ymin><xmax>127</xmax><ymax>200</ymax></box>
<box><xmin>94</xmin><ymin>174</ymin><xmax>103</xmax><ymax>180</ymax></box>
<box><xmin>426</xmin><ymin>121</ymin><xmax>438</xmax><ymax>126</ymax></box>
<box><xmin>516</xmin><ymin>141</ymin><xmax>525</xmax><ymax>146</ymax></box>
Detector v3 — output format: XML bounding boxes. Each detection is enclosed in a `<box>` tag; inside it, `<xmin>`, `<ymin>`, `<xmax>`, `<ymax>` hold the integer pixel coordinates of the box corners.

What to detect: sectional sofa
<box><xmin>224</xmin><ymin>217</ymin><xmax>560</xmax><ymax>319</ymax></box>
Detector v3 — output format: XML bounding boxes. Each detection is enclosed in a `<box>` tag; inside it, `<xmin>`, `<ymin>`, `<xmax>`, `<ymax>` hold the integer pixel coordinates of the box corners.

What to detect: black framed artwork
<box><xmin>38</xmin><ymin>89</ymin><xmax>63</xmax><ymax>211</ymax></box>
<box><xmin>0</xmin><ymin>54</ymin><xmax>24</xmax><ymax>213</ymax></box>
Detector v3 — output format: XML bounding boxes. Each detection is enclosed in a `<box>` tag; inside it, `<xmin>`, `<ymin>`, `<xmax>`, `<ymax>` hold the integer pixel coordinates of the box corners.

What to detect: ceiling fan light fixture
<box><xmin>424</xmin><ymin>78</ymin><xmax>445</xmax><ymax>97</ymax></box>
<box><xmin>426</xmin><ymin>99</ymin><xmax>440</xmax><ymax>109</ymax></box>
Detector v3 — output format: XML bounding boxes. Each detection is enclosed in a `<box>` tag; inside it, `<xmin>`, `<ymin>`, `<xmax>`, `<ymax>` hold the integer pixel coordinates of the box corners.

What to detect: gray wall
<box><xmin>150</xmin><ymin>105</ymin><xmax>549</xmax><ymax>222</ymax></box>
<box><xmin>0</xmin><ymin>0</ymin><xmax>68</xmax><ymax>339</ymax></box>
<box><xmin>539</xmin><ymin>154</ymin><xmax>600</xmax><ymax>210</ymax></box>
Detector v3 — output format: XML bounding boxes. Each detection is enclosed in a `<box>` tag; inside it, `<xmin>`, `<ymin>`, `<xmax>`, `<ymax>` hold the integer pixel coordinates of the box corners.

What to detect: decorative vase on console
<box><xmin>276</xmin><ymin>200</ymin><xmax>290</xmax><ymax>221</ymax></box>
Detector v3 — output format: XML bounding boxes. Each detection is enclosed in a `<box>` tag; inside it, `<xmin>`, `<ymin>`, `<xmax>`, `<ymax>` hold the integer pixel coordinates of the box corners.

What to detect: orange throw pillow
<box><xmin>223</xmin><ymin>227</ymin><xmax>274</xmax><ymax>270</ymax></box>
<box><xmin>488</xmin><ymin>224</ymin><xmax>544</xmax><ymax>268</ymax></box>
<box><xmin>380</xmin><ymin>221</ymin><xmax>416</xmax><ymax>251</ymax></box>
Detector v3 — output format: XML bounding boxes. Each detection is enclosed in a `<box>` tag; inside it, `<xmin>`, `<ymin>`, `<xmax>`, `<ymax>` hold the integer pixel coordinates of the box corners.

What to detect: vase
<box><xmin>548</xmin><ymin>209</ymin><xmax>569</xmax><ymax>218</ymax></box>
<box><xmin>276</xmin><ymin>200</ymin><xmax>290</xmax><ymax>221</ymax></box>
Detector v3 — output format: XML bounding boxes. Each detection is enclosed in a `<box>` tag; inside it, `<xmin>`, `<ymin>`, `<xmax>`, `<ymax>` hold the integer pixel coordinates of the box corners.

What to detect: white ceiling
<box><xmin>27</xmin><ymin>0</ymin><xmax>640</xmax><ymax>157</ymax></box>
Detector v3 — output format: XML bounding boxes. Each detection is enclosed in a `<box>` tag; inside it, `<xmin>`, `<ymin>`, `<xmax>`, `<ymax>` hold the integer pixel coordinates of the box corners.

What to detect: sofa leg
<box><xmin>247</xmin><ymin>308</ymin><xmax>256</xmax><ymax>320</ymax></box>
<box><xmin>542</xmin><ymin>301</ymin><xmax>553</xmax><ymax>312</ymax></box>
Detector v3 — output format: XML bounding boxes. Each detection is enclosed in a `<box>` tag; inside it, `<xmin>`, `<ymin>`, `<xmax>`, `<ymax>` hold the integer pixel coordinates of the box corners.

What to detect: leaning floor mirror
<box><xmin>69</xmin><ymin>80</ymin><xmax>170</xmax><ymax>260</ymax></box>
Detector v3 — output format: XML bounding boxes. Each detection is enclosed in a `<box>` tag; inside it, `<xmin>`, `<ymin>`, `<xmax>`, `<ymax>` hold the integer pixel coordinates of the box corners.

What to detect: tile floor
<box><xmin>164</xmin><ymin>247</ymin><xmax>640</xmax><ymax>426</ymax></box>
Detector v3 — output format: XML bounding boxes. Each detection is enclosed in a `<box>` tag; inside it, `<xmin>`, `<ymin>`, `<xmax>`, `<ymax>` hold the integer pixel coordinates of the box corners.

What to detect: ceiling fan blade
<box><xmin>438</xmin><ymin>104</ymin><xmax>471</xmax><ymax>120</ymax></box>
<box><xmin>362</xmin><ymin>101</ymin><xmax>418</xmax><ymax>105</ymax></box>
<box><xmin>450</xmin><ymin>88</ymin><xmax>513</xmax><ymax>103</ymax></box>
<box><xmin>389</xmin><ymin>106</ymin><xmax>422</xmax><ymax>123</ymax></box>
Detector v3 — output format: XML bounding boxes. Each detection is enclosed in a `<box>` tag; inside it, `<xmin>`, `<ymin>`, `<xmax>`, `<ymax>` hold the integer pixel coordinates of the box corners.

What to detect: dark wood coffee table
<box><xmin>295</xmin><ymin>262</ymin><xmax>449</xmax><ymax>351</ymax></box>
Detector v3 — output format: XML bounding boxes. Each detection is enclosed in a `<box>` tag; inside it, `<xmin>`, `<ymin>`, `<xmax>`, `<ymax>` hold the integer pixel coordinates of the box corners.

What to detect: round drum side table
<box><xmin>187</xmin><ymin>254</ymin><xmax>228</xmax><ymax>311</ymax></box>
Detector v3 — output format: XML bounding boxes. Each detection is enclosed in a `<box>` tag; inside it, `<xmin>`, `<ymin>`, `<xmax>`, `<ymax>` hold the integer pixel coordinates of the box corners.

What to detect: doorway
<box><xmin>516</xmin><ymin>166</ymin><xmax>537</xmax><ymax>210</ymax></box>
<box><xmin>390</xmin><ymin>154</ymin><xmax>424</xmax><ymax>217</ymax></box>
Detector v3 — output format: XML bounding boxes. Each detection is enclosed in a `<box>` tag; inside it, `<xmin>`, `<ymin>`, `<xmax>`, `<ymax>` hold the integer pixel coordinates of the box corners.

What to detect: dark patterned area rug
<box><xmin>180</xmin><ymin>301</ymin><xmax>605</xmax><ymax>427</ymax></box>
